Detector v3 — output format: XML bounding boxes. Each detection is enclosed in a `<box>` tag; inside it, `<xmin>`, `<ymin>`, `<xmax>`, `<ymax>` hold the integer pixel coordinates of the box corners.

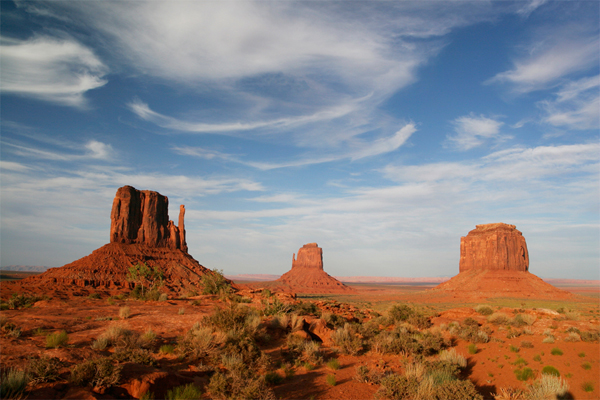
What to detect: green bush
<box><xmin>207</xmin><ymin>355</ymin><xmax>275</xmax><ymax>400</ymax></box>
<box><xmin>582</xmin><ymin>382</ymin><xmax>594</xmax><ymax>393</ymax></box>
<box><xmin>127</xmin><ymin>262</ymin><xmax>164</xmax><ymax>299</ymax></box>
<box><xmin>160</xmin><ymin>344</ymin><xmax>175</xmax><ymax>354</ymax></box>
<box><xmin>376</xmin><ymin>374</ymin><xmax>419</xmax><ymax>399</ymax></box>
<box><xmin>201</xmin><ymin>269</ymin><xmax>231</xmax><ymax>295</ymax></box>
<box><xmin>264</xmin><ymin>371</ymin><xmax>283</xmax><ymax>385</ymax></box>
<box><xmin>487</xmin><ymin>313</ymin><xmax>510</xmax><ymax>325</ymax></box>
<box><xmin>429</xmin><ymin>379</ymin><xmax>483</xmax><ymax>400</ymax></box>
<box><xmin>112</xmin><ymin>349</ymin><xmax>156</xmax><ymax>366</ymax></box>
<box><xmin>46</xmin><ymin>331</ymin><xmax>69</xmax><ymax>348</ymax></box>
<box><xmin>550</xmin><ymin>347</ymin><xmax>563</xmax><ymax>356</ymax></box>
<box><xmin>327</xmin><ymin>358</ymin><xmax>341</xmax><ymax>370</ymax></box>
<box><xmin>70</xmin><ymin>357</ymin><xmax>122</xmax><ymax>388</ymax></box>
<box><xmin>331</xmin><ymin>323</ymin><xmax>362</xmax><ymax>355</ymax></box>
<box><xmin>165</xmin><ymin>384</ymin><xmax>203</xmax><ymax>400</ymax></box>
<box><xmin>509</xmin><ymin>345</ymin><xmax>519</xmax><ymax>353</ymax></box>
<box><xmin>474</xmin><ymin>305</ymin><xmax>493</xmax><ymax>316</ymax></box>
<box><xmin>468</xmin><ymin>344</ymin><xmax>477</xmax><ymax>354</ymax></box>
<box><xmin>514</xmin><ymin>367</ymin><xmax>534</xmax><ymax>381</ymax></box>
<box><xmin>326</xmin><ymin>374</ymin><xmax>337</xmax><ymax>386</ymax></box>
<box><xmin>177</xmin><ymin>325</ymin><xmax>216</xmax><ymax>360</ymax></box>
<box><xmin>0</xmin><ymin>368</ymin><xmax>29</xmax><ymax>399</ymax></box>
<box><xmin>542</xmin><ymin>365</ymin><xmax>560</xmax><ymax>377</ymax></box>
<box><xmin>581</xmin><ymin>362</ymin><xmax>591</xmax><ymax>370</ymax></box>
<box><xmin>6</xmin><ymin>293</ymin><xmax>46</xmax><ymax>309</ymax></box>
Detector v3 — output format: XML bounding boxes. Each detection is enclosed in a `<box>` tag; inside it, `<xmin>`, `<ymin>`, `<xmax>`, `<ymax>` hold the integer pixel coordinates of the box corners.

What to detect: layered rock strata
<box><xmin>460</xmin><ymin>223</ymin><xmax>528</xmax><ymax>272</ymax></box>
<box><xmin>433</xmin><ymin>223</ymin><xmax>572</xmax><ymax>299</ymax></box>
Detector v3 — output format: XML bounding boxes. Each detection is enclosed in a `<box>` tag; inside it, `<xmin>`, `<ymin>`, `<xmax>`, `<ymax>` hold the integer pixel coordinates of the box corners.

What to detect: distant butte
<box><xmin>2</xmin><ymin>186</ymin><xmax>216</xmax><ymax>298</ymax></box>
<box><xmin>433</xmin><ymin>223</ymin><xmax>572</xmax><ymax>299</ymax></box>
<box><xmin>273</xmin><ymin>243</ymin><xmax>355</xmax><ymax>294</ymax></box>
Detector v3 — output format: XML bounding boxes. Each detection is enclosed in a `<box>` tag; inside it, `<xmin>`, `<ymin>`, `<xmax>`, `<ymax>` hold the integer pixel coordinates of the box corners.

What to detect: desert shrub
<box><xmin>6</xmin><ymin>293</ymin><xmax>46</xmax><ymax>309</ymax></box>
<box><xmin>512</xmin><ymin>357</ymin><xmax>527</xmax><ymax>367</ymax></box>
<box><xmin>525</xmin><ymin>374</ymin><xmax>569</xmax><ymax>400</ymax></box>
<box><xmin>207</xmin><ymin>354</ymin><xmax>275</xmax><ymax>400</ymax></box>
<box><xmin>127</xmin><ymin>263</ymin><xmax>164</xmax><ymax>299</ymax></box>
<box><xmin>514</xmin><ymin>367</ymin><xmax>534</xmax><ymax>381</ymax></box>
<box><xmin>509</xmin><ymin>345</ymin><xmax>519</xmax><ymax>353</ymax></box>
<box><xmin>140</xmin><ymin>328</ymin><xmax>157</xmax><ymax>346</ymax></box>
<box><xmin>488</xmin><ymin>313</ymin><xmax>510</xmax><ymax>325</ymax></box>
<box><xmin>582</xmin><ymin>382</ymin><xmax>594</xmax><ymax>392</ymax></box>
<box><xmin>165</xmin><ymin>383</ymin><xmax>203</xmax><ymax>400</ymax></box>
<box><xmin>270</xmin><ymin>313</ymin><xmax>289</xmax><ymax>330</ymax></box>
<box><xmin>204</xmin><ymin>304</ymin><xmax>258</xmax><ymax>336</ymax></box>
<box><xmin>458</xmin><ymin>325</ymin><xmax>490</xmax><ymax>343</ymax></box>
<box><xmin>2</xmin><ymin>322</ymin><xmax>21</xmax><ymax>338</ymax></box>
<box><xmin>301</xmin><ymin>340</ymin><xmax>322</xmax><ymax>364</ymax></box>
<box><xmin>520</xmin><ymin>341</ymin><xmax>533</xmax><ymax>348</ymax></box>
<box><xmin>511</xmin><ymin>314</ymin><xmax>527</xmax><ymax>328</ymax></box>
<box><xmin>326</xmin><ymin>374</ymin><xmax>337</xmax><ymax>386</ymax></box>
<box><xmin>581</xmin><ymin>362</ymin><xmax>591</xmax><ymax>370</ymax></box>
<box><xmin>158</xmin><ymin>293</ymin><xmax>168</xmax><ymax>301</ymax></box>
<box><xmin>354</xmin><ymin>365</ymin><xmax>372</xmax><ymax>383</ymax></box>
<box><xmin>321</xmin><ymin>312</ymin><xmax>346</xmax><ymax>329</ymax></box>
<box><xmin>388</xmin><ymin>304</ymin><xmax>414</xmax><ymax>323</ymax></box>
<box><xmin>91</xmin><ymin>337</ymin><xmax>109</xmax><ymax>350</ymax></box>
<box><xmin>327</xmin><ymin>358</ymin><xmax>341</xmax><ymax>370</ymax></box>
<box><xmin>578</xmin><ymin>352</ymin><xmax>586</xmax><ymax>357</ymax></box>
<box><xmin>97</xmin><ymin>325</ymin><xmax>139</xmax><ymax>350</ymax></box>
<box><xmin>542</xmin><ymin>366</ymin><xmax>560</xmax><ymax>377</ymax></box>
<box><xmin>564</xmin><ymin>311</ymin><xmax>580</xmax><ymax>320</ymax></box>
<box><xmin>119</xmin><ymin>306</ymin><xmax>131</xmax><ymax>319</ymax></box>
<box><xmin>376</xmin><ymin>374</ymin><xmax>420</xmax><ymax>400</ymax></box>
<box><xmin>564</xmin><ymin>332</ymin><xmax>581</xmax><ymax>342</ymax></box>
<box><xmin>88</xmin><ymin>293</ymin><xmax>101</xmax><ymax>300</ymax></box>
<box><xmin>0</xmin><ymin>368</ymin><xmax>29</xmax><ymax>399</ymax></box>
<box><xmin>178</xmin><ymin>308</ymin><xmax>185</xmax><ymax>315</ymax></box>
<box><xmin>28</xmin><ymin>356</ymin><xmax>61</xmax><ymax>384</ymax></box>
<box><xmin>112</xmin><ymin>349</ymin><xmax>156</xmax><ymax>366</ymax></box>
<box><xmin>463</xmin><ymin>317</ymin><xmax>479</xmax><ymax>327</ymax></box>
<box><xmin>177</xmin><ymin>325</ymin><xmax>216</xmax><ymax>360</ymax></box>
<box><xmin>293</xmin><ymin>301</ymin><xmax>319</xmax><ymax>316</ymax></box>
<box><xmin>264</xmin><ymin>371</ymin><xmax>283</xmax><ymax>385</ymax></box>
<box><xmin>550</xmin><ymin>348</ymin><xmax>563</xmax><ymax>356</ymax></box>
<box><xmin>468</xmin><ymin>344</ymin><xmax>478</xmax><ymax>354</ymax></box>
<box><xmin>331</xmin><ymin>323</ymin><xmax>362</xmax><ymax>355</ymax></box>
<box><xmin>160</xmin><ymin>344</ymin><xmax>175</xmax><ymax>354</ymax></box>
<box><xmin>438</xmin><ymin>349</ymin><xmax>467</xmax><ymax>369</ymax></box>
<box><xmin>580</xmin><ymin>330</ymin><xmax>600</xmax><ymax>342</ymax></box>
<box><xmin>290</xmin><ymin>314</ymin><xmax>304</xmax><ymax>332</ymax></box>
<box><xmin>201</xmin><ymin>268</ymin><xmax>231</xmax><ymax>295</ymax></box>
<box><xmin>542</xmin><ymin>336</ymin><xmax>555</xmax><ymax>343</ymax></box>
<box><xmin>46</xmin><ymin>331</ymin><xmax>69</xmax><ymax>348</ymax></box>
<box><xmin>475</xmin><ymin>305</ymin><xmax>493</xmax><ymax>316</ymax></box>
<box><xmin>506</xmin><ymin>329</ymin><xmax>522</xmax><ymax>339</ymax></box>
<box><xmin>428</xmin><ymin>379</ymin><xmax>483</xmax><ymax>400</ymax></box>
<box><xmin>70</xmin><ymin>357</ymin><xmax>122</xmax><ymax>388</ymax></box>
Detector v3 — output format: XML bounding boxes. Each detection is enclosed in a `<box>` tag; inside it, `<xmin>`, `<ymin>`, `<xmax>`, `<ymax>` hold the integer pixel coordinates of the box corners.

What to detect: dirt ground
<box><xmin>1</xmin><ymin>281</ymin><xmax>598</xmax><ymax>399</ymax></box>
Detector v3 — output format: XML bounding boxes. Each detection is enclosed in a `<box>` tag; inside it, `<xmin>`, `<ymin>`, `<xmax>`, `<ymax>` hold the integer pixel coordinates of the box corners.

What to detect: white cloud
<box><xmin>516</xmin><ymin>0</ymin><xmax>548</xmax><ymax>17</ymax></box>
<box><xmin>486</xmin><ymin>34</ymin><xmax>599</xmax><ymax>93</ymax></box>
<box><xmin>539</xmin><ymin>75</ymin><xmax>600</xmax><ymax>130</ymax></box>
<box><xmin>446</xmin><ymin>114</ymin><xmax>508</xmax><ymax>151</ymax></box>
<box><xmin>2</xmin><ymin>139</ymin><xmax>114</xmax><ymax>162</ymax></box>
<box><xmin>172</xmin><ymin>123</ymin><xmax>416</xmax><ymax>170</ymax></box>
<box><xmin>0</xmin><ymin>36</ymin><xmax>107</xmax><ymax>108</ymax></box>
<box><xmin>0</xmin><ymin>161</ymin><xmax>30</xmax><ymax>172</ymax></box>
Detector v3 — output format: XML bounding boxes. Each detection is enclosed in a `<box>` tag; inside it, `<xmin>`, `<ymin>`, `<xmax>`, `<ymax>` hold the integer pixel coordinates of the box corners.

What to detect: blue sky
<box><xmin>1</xmin><ymin>1</ymin><xmax>598</xmax><ymax>279</ymax></box>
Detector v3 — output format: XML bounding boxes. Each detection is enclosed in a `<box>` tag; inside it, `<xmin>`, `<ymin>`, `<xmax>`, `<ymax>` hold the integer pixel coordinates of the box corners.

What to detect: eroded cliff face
<box><xmin>459</xmin><ymin>223</ymin><xmax>529</xmax><ymax>272</ymax></box>
<box><xmin>110</xmin><ymin>185</ymin><xmax>187</xmax><ymax>251</ymax></box>
<box><xmin>292</xmin><ymin>243</ymin><xmax>323</xmax><ymax>270</ymax></box>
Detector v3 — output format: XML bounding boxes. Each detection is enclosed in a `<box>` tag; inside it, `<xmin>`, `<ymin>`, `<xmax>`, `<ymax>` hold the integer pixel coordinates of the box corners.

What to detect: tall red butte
<box><xmin>275</xmin><ymin>243</ymin><xmax>355</xmax><ymax>294</ymax></box>
<box><xmin>2</xmin><ymin>186</ymin><xmax>213</xmax><ymax>298</ymax></box>
<box><xmin>433</xmin><ymin>223</ymin><xmax>572</xmax><ymax>299</ymax></box>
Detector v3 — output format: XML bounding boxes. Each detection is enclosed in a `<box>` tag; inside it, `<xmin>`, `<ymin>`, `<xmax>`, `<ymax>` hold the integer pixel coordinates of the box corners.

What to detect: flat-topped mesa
<box><xmin>110</xmin><ymin>185</ymin><xmax>187</xmax><ymax>252</ymax></box>
<box><xmin>292</xmin><ymin>243</ymin><xmax>323</xmax><ymax>270</ymax></box>
<box><xmin>459</xmin><ymin>223</ymin><xmax>529</xmax><ymax>272</ymax></box>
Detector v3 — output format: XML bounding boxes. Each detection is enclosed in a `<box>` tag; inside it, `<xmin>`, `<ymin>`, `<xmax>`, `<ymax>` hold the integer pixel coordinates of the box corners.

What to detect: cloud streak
<box><xmin>446</xmin><ymin>114</ymin><xmax>508</xmax><ymax>151</ymax></box>
<box><xmin>0</xmin><ymin>36</ymin><xmax>107</xmax><ymax>108</ymax></box>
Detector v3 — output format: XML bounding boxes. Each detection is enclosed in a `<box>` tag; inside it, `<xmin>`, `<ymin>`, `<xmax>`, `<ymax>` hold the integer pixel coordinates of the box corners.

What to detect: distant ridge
<box><xmin>1</xmin><ymin>265</ymin><xmax>50</xmax><ymax>272</ymax></box>
<box><xmin>226</xmin><ymin>274</ymin><xmax>598</xmax><ymax>286</ymax></box>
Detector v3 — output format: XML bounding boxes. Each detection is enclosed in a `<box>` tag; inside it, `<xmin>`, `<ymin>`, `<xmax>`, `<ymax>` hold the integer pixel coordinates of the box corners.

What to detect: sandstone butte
<box><xmin>273</xmin><ymin>243</ymin><xmax>355</xmax><ymax>294</ymax></box>
<box><xmin>433</xmin><ymin>223</ymin><xmax>572</xmax><ymax>299</ymax></box>
<box><xmin>2</xmin><ymin>186</ymin><xmax>216</xmax><ymax>298</ymax></box>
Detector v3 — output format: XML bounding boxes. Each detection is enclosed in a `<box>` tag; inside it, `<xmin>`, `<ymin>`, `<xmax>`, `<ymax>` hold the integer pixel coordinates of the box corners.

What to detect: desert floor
<box><xmin>1</xmin><ymin>278</ymin><xmax>598</xmax><ymax>400</ymax></box>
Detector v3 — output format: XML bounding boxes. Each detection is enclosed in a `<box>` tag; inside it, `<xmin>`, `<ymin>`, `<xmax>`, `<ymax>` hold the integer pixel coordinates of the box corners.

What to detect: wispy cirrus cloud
<box><xmin>172</xmin><ymin>123</ymin><xmax>416</xmax><ymax>170</ymax></box>
<box><xmin>446</xmin><ymin>114</ymin><xmax>509</xmax><ymax>151</ymax></box>
<box><xmin>539</xmin><ymin>75</ymin><xmax>600</xmax><ymax>130</ymax></box>
<box><xmin>0</xmin><ymin>36</ymin><xmax>107</xmax><ymax>108</ymax></box>
<box><xmin>2</xmin><ymin>139</ymin><xmax>114</xmax><ymax>162</ymax></box>
<box><xmin>515</xmin><ymin>0</ymin><xmax>548</xmax><ymax>18</ymax></box>
<box><xmin>486</xmin><ymin>32</ymin><xmax>599</xmax><ymax>93</ymax></box>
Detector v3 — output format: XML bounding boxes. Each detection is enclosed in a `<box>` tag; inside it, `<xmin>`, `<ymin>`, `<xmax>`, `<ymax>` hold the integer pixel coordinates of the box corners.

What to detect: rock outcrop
<box><xmin>3</xmin><ymin>186</ymin><xmax>218</xmax><ymax>298</ymax></box>
<box><xmin>110</xmin><ymin>185</ymin><xmax>186</xmax><ymax>251</ymax></box>
<box><xmin>274</xmin><ymin>243</ymin><xmax>355</xmax><ymax>294</ymax></box>
<box><xmin>433</xmin><ymin>223</ymin><xmax>572</xmax><ymax>299</ymax></box>
<box><xmin>460</xmin><ymin>223</ymin><xmax>528</xmax><ymax>272</ymax></box>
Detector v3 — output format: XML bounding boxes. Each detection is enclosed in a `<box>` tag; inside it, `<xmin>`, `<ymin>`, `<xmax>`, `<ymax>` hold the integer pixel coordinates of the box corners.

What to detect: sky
<box><xmin>1</xmin><ymin>1</ymin><xmax>598</xmax><ymax>280</ymax></box>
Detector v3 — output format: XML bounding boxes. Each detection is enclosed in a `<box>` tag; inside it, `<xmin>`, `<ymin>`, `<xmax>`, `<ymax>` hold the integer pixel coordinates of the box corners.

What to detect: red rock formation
<box><xmin>275</xmin><ymin>243</ymin><xmax>355</xmax><ymax>294</ymax></box>
<box><xmin>3</xmin><ymin>186</ymin><xmax>221</xmax><ymax>298</ymax></box>
<box><xmin>460</xmin><ymin>223</ymin><xmax>529</xmax><ymax>272</ymax></box>
<box><xmin>432</xmin><ymin>223</ymin><xmax>572</xmax><ymax>299</ymax></box>
<box><xmin>292</xmin><ymin>243</ymin><xmax>323</xmax><ymax>270</ymax></box>
<box><xmin>110</xmin><ymin>185</ymin><xmax>186</xmax><ymax>251</ymax></box>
